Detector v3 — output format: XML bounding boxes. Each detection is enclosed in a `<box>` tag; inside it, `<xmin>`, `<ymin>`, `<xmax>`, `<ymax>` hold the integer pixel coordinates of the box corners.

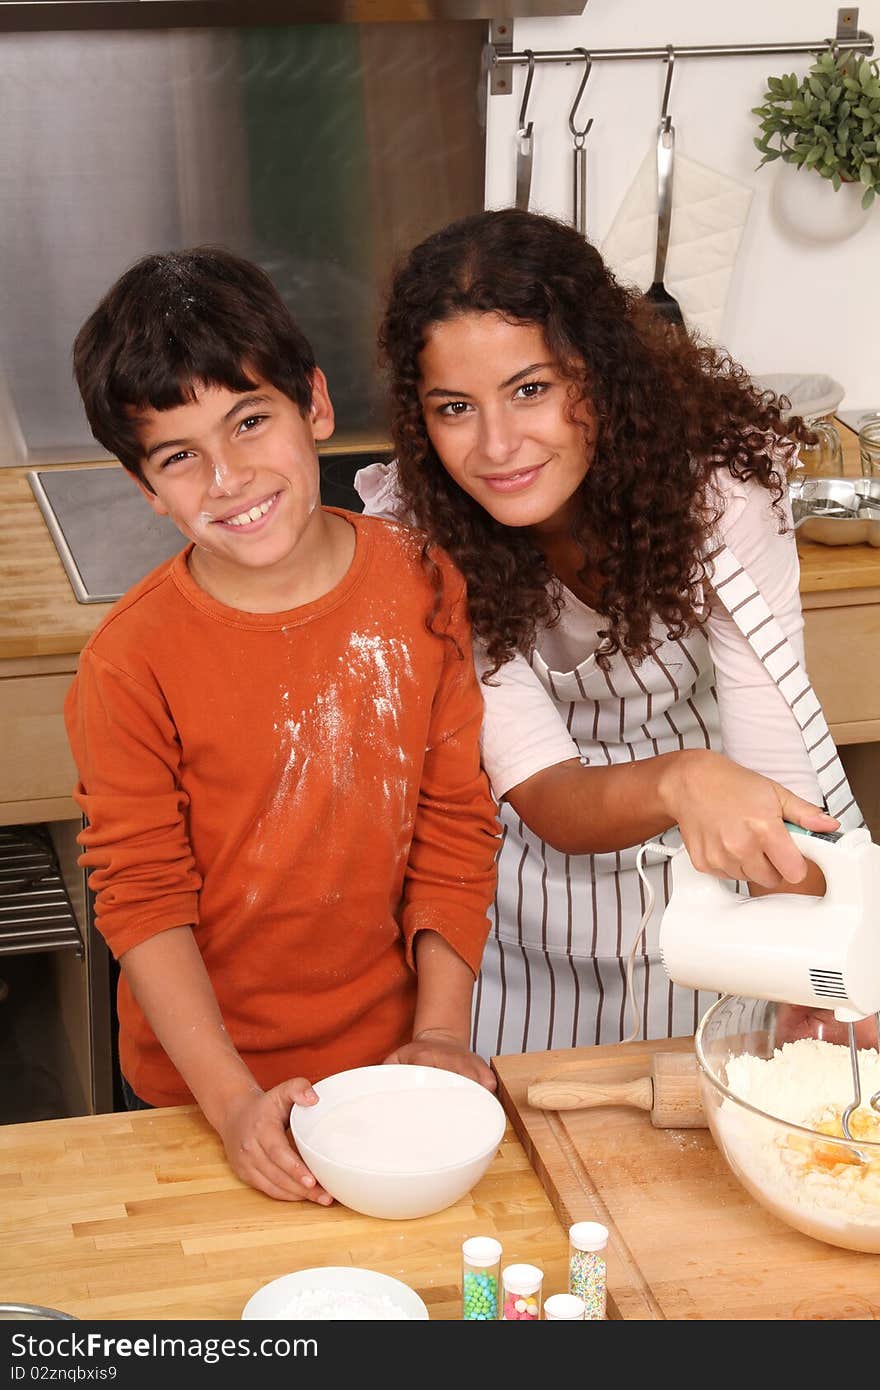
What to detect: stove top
<box><xmin>28</xmin><ymin>466</ymin><xmax>182</xmax><ymax>604</ymax></box>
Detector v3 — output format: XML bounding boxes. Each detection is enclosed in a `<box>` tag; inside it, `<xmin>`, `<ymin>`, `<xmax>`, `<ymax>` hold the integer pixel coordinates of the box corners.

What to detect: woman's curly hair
<box><xmin>380</xmin><ymin>208</ymin><xmax>812</xmax><ymax>674</ymax></box>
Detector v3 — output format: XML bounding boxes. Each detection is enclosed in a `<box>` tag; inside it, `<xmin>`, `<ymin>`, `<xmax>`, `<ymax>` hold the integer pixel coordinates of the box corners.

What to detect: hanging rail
<box><xmin>488</xmin><ymin>10</ymin><xmax>875</xmax><ymax>95</ymax></box>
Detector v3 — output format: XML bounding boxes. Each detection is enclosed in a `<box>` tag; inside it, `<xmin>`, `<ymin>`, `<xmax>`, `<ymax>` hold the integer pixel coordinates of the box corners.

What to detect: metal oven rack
<box><xmin>0</xmin><ymin>826</ymin><xmax>83</xmax><ymax>959</ymax></box>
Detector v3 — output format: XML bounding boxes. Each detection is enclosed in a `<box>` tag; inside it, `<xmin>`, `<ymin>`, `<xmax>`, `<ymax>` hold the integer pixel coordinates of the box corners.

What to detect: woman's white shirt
<box><xmin>355</xmin><ymin>460</ymin><xmax>821</xmax><ymax>805</ymax></box>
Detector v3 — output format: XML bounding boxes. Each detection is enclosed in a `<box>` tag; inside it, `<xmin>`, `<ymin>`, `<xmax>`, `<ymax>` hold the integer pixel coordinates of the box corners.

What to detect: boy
<box><xmin>66</xmin><ymin>247</ymin><xmax>499</xmax><ymax>1203</ymax></box>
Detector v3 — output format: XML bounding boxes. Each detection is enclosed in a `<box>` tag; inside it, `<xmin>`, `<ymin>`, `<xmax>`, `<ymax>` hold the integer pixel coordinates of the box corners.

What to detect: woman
<box><xmin>357</xmin><ymin>208</ymin><xmax>859</xmax><ymax>1057</ymax></box>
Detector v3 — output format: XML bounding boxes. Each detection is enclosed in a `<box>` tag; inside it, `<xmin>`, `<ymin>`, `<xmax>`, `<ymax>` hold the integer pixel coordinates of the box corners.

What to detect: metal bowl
<box><xmin>789</xmin><ymin>476</ymin><xmax>880</xmax><ymax>546</ymax></box>
<box><xmin>0</xmin><ymin>1302</ymin><xmax>77</xmax><ymax>1320</ymax></box>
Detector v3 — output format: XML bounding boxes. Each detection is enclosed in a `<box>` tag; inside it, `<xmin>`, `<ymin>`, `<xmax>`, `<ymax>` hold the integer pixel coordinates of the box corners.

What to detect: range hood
<box><xmin>0</xmin><ymin>0</ymin><xmax>586</xmax><ymax>34</ymax></box>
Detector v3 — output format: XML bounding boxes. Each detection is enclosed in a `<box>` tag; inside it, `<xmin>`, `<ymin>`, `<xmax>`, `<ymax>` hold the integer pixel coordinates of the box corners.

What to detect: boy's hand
<box><xmin>217</xmin><ymin>1077</ymin><xmax>335</xmax><ymax>1204</ymax></box>
<box><xmin>384</xmin><ymin>1028</ymin><xmax>496</xmax><ymax>1091</ymax></box>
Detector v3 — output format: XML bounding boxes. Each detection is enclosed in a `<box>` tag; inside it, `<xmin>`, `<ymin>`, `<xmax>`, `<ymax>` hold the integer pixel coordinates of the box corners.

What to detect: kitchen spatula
<box><xmin>644</xmin><ymin>49</ymin><xmax>685</xmax><ymax>328</ymax></box>
<box><xmin>514</xmin><ymin>49</ymin><xmax>536</xmax><ymax>212</ymax></box>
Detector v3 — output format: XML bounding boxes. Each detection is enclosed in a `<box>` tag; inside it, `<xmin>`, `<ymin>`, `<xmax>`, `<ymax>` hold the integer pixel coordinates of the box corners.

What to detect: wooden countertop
<box><xmin>0</xmin><ymin>462</ymin><xmax>114</xmax><ymax>661</ymax></box>
<box><xmin>1</xmin><ymin>421</ymin><xmax>877</xmax><ymax>662</ymax></box>
<box><xmin>0</xmin><ymin>1105</ymin><xmax>567</xmax><ymax>1321</ymax></box>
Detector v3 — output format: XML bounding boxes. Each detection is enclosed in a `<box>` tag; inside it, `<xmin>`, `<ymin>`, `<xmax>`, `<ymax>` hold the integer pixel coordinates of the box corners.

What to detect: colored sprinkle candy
<box><xmin>569</xmin><ymin>1250</ymin><xmax>606</xmax><ymax>1319</ymax></box>
<box><xmin>463</xmin><ymin>1270</ymin><xmax>498</xmax><ymax>1320</ymax></box>
<box><xmin>502</xmin><ymin>1292</ymin><xmax>540</xmax><ymax>1320</ymax></box>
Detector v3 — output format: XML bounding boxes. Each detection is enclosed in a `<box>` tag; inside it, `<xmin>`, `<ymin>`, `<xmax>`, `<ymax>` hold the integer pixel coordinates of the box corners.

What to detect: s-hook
<box><xmin>568</xmin><ymin>48</ymin><xmax>593</xmax><ymax>236</ymax></box>
<box><xmin>644</xmin><ymin>44</ymin><xmax>685</xmax><ymax>327</ymax></box>
<box><xmin>660</xmin><ymin>42</ymin><xmax>675</xmax><ymax>134</ymax></box>
<box><xmin>515</xmin><ymin>49</ymin><xmax>536</xmax><ymax>211</ymax></box>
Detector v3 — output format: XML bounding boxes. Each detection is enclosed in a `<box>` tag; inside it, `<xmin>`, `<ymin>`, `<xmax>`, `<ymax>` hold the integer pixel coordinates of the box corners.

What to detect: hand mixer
<box><xmin>657</xmin><ymin>825</ymin><xmax>880</xmax><ymax>1141</ymax></box>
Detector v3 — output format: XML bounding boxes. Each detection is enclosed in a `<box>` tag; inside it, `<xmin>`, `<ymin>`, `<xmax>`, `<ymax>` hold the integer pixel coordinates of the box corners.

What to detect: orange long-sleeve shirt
<box><xmin>65</xmin><ymin>511</ymin><xmax>499</xmax><ymax>1105</ymax></box>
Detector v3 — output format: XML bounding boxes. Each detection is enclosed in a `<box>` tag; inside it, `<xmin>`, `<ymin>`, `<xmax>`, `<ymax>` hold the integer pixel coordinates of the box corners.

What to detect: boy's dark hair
<box><xmin>73</xmin><ymin>246</ymin><xmax>316</xmax><ymax>481</ymax></box>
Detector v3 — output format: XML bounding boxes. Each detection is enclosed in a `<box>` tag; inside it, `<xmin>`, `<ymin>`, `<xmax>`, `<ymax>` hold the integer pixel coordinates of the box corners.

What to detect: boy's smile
<box><xmin>133</xmin><ymin>371</ymin><xmax>353</xmax><ymax>611</ymax></box>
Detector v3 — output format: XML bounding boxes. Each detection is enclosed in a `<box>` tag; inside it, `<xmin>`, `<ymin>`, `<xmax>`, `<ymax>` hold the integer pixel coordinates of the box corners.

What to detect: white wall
<box><xmin>485</xmin><ymin>0</ymin><xmax>880</xmax><ymax>410</ymax></box>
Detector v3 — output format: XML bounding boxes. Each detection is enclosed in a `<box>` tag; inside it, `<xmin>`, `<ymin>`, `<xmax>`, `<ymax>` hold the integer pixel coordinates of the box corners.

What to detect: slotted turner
<box><xmin>644</xmin><ymin>48</ymin><xmax>684</xmax><ymax>328</ymax></box>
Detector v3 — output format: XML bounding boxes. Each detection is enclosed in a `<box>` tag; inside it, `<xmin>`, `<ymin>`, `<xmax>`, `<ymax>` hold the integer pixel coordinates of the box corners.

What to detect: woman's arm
<box><xmin>705</xmin><ymin>468</ymin><xmax>825</xmax><ymax>802</ymax></box>
<box><xmin>507</xmin><ymin>748</ymin><xmax>834</xmax><ymax>887</ymax></box>
<box><xmin>480</xmin><ymin>647</ymin><xmax>834</xmax><ymax>886</ymax></box>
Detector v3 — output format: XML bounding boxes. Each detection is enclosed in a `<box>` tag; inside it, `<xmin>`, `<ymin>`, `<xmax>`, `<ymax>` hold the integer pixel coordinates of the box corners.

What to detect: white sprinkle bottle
<box><xmin>501</xmin><ymin>1263</ymin><xmax>543</xmax><ymax>1320</ymax></box>
<box><xmin>461</xmin><ymin>1236</ymin><xmax>502</xmax><ymax>1320</ymax></box>
<box><xmin>568</xmin><ymin>1221</ymin><xmax>608</xmax><ymax>1319</ymax></box>
<box><xmin>544</xmin><ymin>1293</ymin><xmax>587</xmax><ymax>1320</ymax></box>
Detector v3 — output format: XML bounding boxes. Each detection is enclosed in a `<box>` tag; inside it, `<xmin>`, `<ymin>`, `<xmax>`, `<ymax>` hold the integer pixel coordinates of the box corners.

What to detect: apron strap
<box><xmin>706</xmin><ymin>542</ymin><xmax>863</xmax><ymax>829</ymax></box>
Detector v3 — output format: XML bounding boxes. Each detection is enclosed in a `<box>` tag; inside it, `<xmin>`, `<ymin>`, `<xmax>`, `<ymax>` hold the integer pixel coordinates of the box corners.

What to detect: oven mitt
<box><xmin>601</xmin><ymin>148</ymin><xmax>753</xmax><ymax>344</ymax></box>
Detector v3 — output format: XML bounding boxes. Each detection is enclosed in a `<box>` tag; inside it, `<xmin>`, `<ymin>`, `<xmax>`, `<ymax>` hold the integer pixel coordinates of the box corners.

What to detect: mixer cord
<box><xmin>624</xmin><ymin>840</ymin><xmax>678</xmax><ymax>1044</ymax></box>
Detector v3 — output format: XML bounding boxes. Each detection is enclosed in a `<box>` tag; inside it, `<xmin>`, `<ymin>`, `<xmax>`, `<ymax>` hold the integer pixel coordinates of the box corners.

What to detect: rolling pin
<box><xmin>527</xmin><ymin>1051</ymin><xmax>705</xmax><ymax>1128</ymax></box>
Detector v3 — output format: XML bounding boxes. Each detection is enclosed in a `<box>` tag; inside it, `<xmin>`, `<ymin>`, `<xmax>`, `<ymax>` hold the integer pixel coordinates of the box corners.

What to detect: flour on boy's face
<box><xmin>132</xmin><ymin>372</ymin><xmax>336</xmax><ymax>590</ymax></box>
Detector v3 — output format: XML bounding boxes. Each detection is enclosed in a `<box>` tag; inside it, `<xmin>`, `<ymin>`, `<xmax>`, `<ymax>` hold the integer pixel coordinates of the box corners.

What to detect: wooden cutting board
<box><xmin>493</xmin><ymin>1037</ymin><xmax>880</xmax><ymax>1321</ymax></box>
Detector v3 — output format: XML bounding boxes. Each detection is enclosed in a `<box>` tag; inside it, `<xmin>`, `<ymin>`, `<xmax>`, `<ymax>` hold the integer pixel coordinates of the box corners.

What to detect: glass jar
<box><xmin>859</xmin><ymin>420</ymin><xmax>880</xmax><ymax>479</ymax></box>
<box><xmin>568</xmin><ymin>1221</ymin><xmax>608</xmax><ymax>1320</ymax></box>
<box><xmin>798</xmin><ymin>415</ymin><xmax>844</xmax><ymax>477</ymax></box>
<box><xmin>461</xmin><ymin>1236</ymin><xmax>502</xmax><ymax>1320</ymax></box>
<box><xmin>501</xmin><ymin>1263</ymin><xmax>543</xmax><ymax>1320</ymax></box>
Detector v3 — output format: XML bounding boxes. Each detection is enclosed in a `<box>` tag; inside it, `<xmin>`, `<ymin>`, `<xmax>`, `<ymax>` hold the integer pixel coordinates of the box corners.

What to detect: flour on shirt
<box><xmin>253</xmin><ymin>630</ymin><xmax>416</xmax><ymax>860</ymax></box>
<box><xmin>346</xmin><ymin>631</ymin><xmax>412</xmax><ymax>736</ymax></box>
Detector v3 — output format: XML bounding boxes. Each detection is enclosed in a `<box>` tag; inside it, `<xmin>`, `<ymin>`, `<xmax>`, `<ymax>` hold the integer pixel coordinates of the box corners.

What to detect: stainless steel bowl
<box><xmin>789</xmin><ymin>476</ymin><xmax>880</xmax><ymax>546</ymax></box>
<box><xmin>0</xmin><ymin>1302</ymin><xmax>77</xmax><ymax>1320</ymax></box>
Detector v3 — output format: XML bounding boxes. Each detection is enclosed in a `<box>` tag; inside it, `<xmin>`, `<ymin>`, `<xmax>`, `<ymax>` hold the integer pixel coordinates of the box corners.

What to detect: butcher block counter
<box><xmin>3</xmin><ymin>1040</ymin><xmax>880</xmax><ymax>1321</ymax></box>
<box><xmin>0</xmin><ymin>1106</ymin><xmax>567</xmax><ymax>1321</ymax></box>
<box><xmin>494</xmin><ymin>1038</ymin><xmax>880</xmax><ymax>1321</ymax></box>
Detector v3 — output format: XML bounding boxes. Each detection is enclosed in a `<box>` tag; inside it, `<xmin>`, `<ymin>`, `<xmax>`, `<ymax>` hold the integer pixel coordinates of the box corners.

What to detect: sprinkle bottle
<box><xmin>501</xmin><ymin>1263</ymin><xmax>543</xmax><ymax>1320</ymax></box>
<box><xmin>544</xmin><ymin>1293</ymin><xmax>587</xmax><ymax>1321</ymax></box>
<box><xmin>568</xmin><ymin>1221</ymin><xmax>608</xmax><ymax>1320</ymax></box>
<box><xmin>461</xmin><ymin>1236</ymin><xmax>502</xmax><ymax>1320</ymax></box>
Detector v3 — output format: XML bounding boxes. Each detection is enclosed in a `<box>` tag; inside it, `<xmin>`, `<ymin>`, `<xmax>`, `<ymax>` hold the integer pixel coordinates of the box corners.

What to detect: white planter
<box><xmin>771</xmin><ymin>162</ymin><xmax>871</xmax><ymax>244</ymax></box>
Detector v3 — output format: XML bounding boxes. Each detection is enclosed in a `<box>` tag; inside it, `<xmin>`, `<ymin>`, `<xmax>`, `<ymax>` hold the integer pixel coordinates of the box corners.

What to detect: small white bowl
<box><xmin>241</xmin><ymin>1267</ymin><xmax>429</xmax><ymax>1320</ymax></box>
<box><xmin>290</xmin><ymin>1064</ymin><xmax>506</xmax><ymax>1220</ymax></box>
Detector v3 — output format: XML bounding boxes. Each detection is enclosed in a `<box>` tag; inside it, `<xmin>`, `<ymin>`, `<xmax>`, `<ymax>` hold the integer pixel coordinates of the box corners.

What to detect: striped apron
<box><xmin>471</xmin><ymin>542</ymin><xmax>861</xmax><ymax>1060</ymax></box>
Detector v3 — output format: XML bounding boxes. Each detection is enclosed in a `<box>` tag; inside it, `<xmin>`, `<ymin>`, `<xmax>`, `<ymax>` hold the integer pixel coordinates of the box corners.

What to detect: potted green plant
<box><xmin>752</xmin><ymin>47</ymin><xmax>879</xmax><ymax>239</ymax></box>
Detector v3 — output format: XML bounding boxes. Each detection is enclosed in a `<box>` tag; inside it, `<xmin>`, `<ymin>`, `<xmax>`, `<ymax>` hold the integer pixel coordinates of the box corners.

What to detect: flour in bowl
<box><xmin>717</xmin><ymin>1039</ymin><xmax>880</xmax><ymax>1244</ymax></box>
<box><xmin>306</xmin><ymin>1088</ymin><xmax>500</xmax><ymax>1172</ymax></box>
<box><xmin>725</xmin><ymin>1039</ymin><xmax>880</xmax><ymax>1130</ymax></box>
<box><xmin>272</xmin><ymin>1289</ymin><xmax>411</xmax><ymax>1320</ymax></box>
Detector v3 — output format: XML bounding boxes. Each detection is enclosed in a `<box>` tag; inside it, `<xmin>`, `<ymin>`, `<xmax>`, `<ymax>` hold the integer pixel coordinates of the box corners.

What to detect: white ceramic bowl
<box><xmin>241</xmin><ymin>1267</ymin><xmax>428</xmax><ymax>1320</ymax></box>
<box><xmin>290</xmin><ymin>1064</ymin><xmax>506</xmax><ymax>1220</ymax></box>
<box><xmin>752</xmin><ymin>372</ymin><xmax>845</xmax><ymax>421</ymax></box>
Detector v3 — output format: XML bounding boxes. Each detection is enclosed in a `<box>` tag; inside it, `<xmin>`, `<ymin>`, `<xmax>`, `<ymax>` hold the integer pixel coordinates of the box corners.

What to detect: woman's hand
<box><xmin>217</xmin><ymin>1077</ymin><xmax>334</xmax><ymax>1204</ymax></box>
<box><xmin>384</xmin><ymin>1028</ymin><xmax>497</xmax><ymax>1091</ymax></box>
<box><xmin>660</xmin><ymin>749</ymin><xmax>838</xmax><ymax>889</ymax></box>
<box><xmin>774</xmin><ymin>1005</ymin><xmax>879</xmax><ymax>1049</ymax></box>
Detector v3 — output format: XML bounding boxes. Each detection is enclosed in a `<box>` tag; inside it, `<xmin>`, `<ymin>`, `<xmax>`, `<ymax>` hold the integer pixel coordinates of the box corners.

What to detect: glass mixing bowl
<box><xmin>695</xmin><ymin>995</ymin><xmax>880</xmax><ymax>1253</ymax></box>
